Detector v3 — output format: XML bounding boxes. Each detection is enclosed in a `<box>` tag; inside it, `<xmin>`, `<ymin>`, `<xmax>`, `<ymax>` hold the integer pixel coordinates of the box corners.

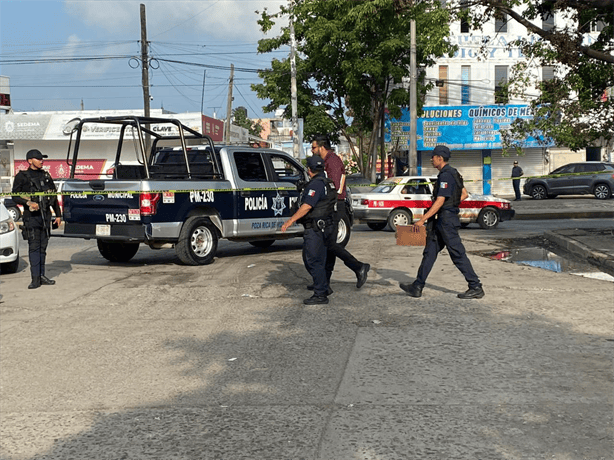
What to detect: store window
<box><xmin>460</xmin><ymin>0</ymin><xmax>470</xmax><ymax>33</ymax></box>
<box><xmin>438</xmin><ymin>66</ymin><xmax>448</xmax><ymax>105</ymax></box>
<box><xmin>542</xmin><ymin>66</ymin><xmax>555</xmax><ymax>81</ymax></box>
<box><xmin>461</xmin><ymin>66</ymin><xmax>471</xmax><ymax>104</ymax></box>
<box><xmin>543</xmin><ymin>13</ymin><xmax>554</xmax><ymax>31</ymax></box>
<box><xmin>495</xmin><ymin>65</ymin><xmax>509</xmax><ymax>104</ymax></box>
<box><xmin>495</xmin><ymin>14</ymin><xmax>507</xmax><ymax>33</ymax></box>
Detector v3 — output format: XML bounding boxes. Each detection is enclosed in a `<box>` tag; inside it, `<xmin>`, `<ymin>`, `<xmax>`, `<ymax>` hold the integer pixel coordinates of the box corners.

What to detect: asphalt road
<box><xmin>1</xmin><ymin>217</ymin><xmax>612</xmax><ymax>459</ymax></box>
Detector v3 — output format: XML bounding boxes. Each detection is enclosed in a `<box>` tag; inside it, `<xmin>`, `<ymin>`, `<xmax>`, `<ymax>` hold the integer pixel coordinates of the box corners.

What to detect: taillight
<box><xmin>501</xmin><ymin>202</ymin><xmax>510</xmax><ymax>209</ymax></box>
<box><xmin>140</xmin><ymin>193</ymin><xmax>161</xmax><ymax>216</ymax></box>
<box><xmin>361</xmin><ymin>199</ymin><xmax>369</xmax><ymax>205</ymax></box>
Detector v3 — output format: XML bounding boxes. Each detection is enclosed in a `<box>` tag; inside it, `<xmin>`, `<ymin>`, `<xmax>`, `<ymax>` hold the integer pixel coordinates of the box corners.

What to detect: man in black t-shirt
<box><xmin>511</xmin><ymin>160</ymin><xmax>523</xmax><ymax>201</ymax></box>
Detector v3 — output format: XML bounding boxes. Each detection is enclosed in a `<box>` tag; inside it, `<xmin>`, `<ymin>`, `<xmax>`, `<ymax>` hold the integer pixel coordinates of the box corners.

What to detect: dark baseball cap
<box><xmin>431</xmin><ymin>145</ymin><xmax>451</xmax><ymax>160</ymax></box>
<box><xmin>26</xmin><ymin>149</ymin><xmax>48</xmax><ymax>160</ymax></box>
<box><xmin>306</xmin><ymin>155</ymin><xmax>325</xmax><ymax>171</ymax></box>
<box><xmin>513</xmin><ymin>160</ymin><xmax>518</xmax><ymax>164</ymax></box>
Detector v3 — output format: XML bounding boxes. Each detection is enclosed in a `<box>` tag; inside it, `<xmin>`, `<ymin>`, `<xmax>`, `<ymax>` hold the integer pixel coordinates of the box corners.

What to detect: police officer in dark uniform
<box><xmin>12</xmin><ymin>149</ymin><xmax>62</xmax><ymax>289</ymax></box>
<box><xmin>400</xmin><ymin>145</ymin><xmax>484</xmax><ymax>299</ymax></box>
<box><xmin>282</xmin><ymin>156</ymin><xmax>337</xmax><ymax>305</ymax></box>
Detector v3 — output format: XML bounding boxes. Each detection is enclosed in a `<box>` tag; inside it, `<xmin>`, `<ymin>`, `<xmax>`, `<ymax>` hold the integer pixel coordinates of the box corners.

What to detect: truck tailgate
<box><xmin>62</xmin><ymin>180</ymin><xmax>143</xmax><ymax>239</ymax></box>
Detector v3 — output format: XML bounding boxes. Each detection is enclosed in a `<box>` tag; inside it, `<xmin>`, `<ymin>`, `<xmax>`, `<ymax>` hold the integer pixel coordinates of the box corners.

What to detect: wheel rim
<box><xmin>393</xmin><ymin>212</ymin><xmax>410</xmax><ymax>227</ymax></box>
<box><xmin>8</xmin><ymin>208</ymin><xmax>18</xmax><ymax>220</ymax></box>
<box><xmin>532</xmin><ymin>186</ymin><xmax>546</xmax><ymax>199</ymax></box>
<box><xmin>595</xmin><ymin>185</ymin><xmax>609</xmax><ymax>199</ymax></box>
<box><xmin>191</xmin><ymin>226</ymin><xmax>214</xmax><ymax>257</ymax></box>
<box><xmin>482</xmin><ymin>210</ymin><xmax>498</xmax><ymax>227</ymax></box>
<box><xmin>337</xmin><ymin>219</ymin><xmax>348</xmax><ymax>244</ymax></box>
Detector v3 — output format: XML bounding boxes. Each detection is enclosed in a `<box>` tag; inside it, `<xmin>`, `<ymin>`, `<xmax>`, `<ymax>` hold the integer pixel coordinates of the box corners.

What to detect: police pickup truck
<box><xmin>60</xmin><ymin>116</ymin><xmax>352</xmax><ymax>265</ymax></box>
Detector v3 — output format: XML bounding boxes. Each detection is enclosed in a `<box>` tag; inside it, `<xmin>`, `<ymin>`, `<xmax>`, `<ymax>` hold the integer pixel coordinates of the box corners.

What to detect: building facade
<box><xmin>392</xmin><ymin>8</ymin><xmax>607</xmax><ymax>196</ymax></box>
<box><xmin>0</xmin><ymin>109</ymin><xmax>232</xmax><ymax>193</ymax></box>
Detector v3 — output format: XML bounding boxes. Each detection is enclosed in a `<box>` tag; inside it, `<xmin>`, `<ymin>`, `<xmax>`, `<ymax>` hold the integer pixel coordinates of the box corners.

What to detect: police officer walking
<box><xmin>311</xmin><ymin>135</ymin><xmax>369</xmax><ymax>289</ymax></box>
<box><xmin>12</xmin><ymin>149</ymin><xmax>62</xmax><ymax>289</ymax></box>
<box><xmin>282</xmin><ymin>156</ymin><xmax>337</xmax><ymax>305</ymax></box>
<box><xmin>400</xmin><ymin>145</ymin><xmax>484</xmax><ymax>299</ymax></box>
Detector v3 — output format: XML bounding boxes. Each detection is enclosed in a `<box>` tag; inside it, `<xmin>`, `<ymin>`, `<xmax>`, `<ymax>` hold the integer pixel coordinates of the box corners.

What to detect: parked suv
<box><xmin>523</xmin><ymin>162</ymin><xmax>614</xmax><ymax>200</ymax></box>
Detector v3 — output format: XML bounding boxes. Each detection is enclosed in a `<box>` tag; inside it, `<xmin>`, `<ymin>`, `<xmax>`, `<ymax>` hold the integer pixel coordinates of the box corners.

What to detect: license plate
<box><xmin>96</xmin><ymin>224</ymin><xmax>111</xmax><ymax>236</ymax></box>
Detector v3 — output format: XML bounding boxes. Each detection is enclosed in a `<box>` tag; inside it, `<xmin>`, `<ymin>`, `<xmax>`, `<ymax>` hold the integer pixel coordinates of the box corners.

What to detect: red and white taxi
<box><xmin>352</xmin><ymin>176</ymin><xmax>515</xmax><ymax>230</ymax></box>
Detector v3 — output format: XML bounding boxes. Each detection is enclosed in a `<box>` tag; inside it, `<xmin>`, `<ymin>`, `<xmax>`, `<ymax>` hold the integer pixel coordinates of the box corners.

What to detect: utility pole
<box><xmin>200</xmin><ymin>70</ymin><xmax>206</xmax><ymax>115</ymax></box>
<box><xmin>409</xmin><ymin>17</ymin><xmax>418</xmax><ymax>174</ymax></box>
<box><xmin>140</xmin><ymin>3</ymin><xmax>151</xmax><ymax>156</ymax></box>
<box><xmin>289</xmin><ymin>0</ymin><xmax>300</xmax><ymax>159</ymax></box>
<box><xmin>225</xmin><ymin>64</ymin><xmax>234</xmax><ymax>144</ymax></box>
<box><xmin>140</xmin><ymin>4</ymin><xmax>151</xmax><ymax>119</ymax></box>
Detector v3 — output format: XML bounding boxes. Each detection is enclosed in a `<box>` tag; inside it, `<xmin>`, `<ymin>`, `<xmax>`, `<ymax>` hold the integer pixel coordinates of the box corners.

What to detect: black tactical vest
<box><xmin>304</xmin><ymin>175</ymin><xmax>337</xmax><ymax>221</ymax></box>
<box><xmin>433</xmin><ymin>167</ymin><xmax>464</xmax><ymax>209</ymax></box>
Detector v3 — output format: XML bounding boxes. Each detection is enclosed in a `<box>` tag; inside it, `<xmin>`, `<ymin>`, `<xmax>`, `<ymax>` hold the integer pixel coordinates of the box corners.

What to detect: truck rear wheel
<box><xmin>97</xmin><ymin>240</ymin><xmax>140</xmax><ymax>263</ymax></box>
<box><xmin>176</xmin><ymin>217</ymin><xmax>218</xmax><ymax>265</ymax></box>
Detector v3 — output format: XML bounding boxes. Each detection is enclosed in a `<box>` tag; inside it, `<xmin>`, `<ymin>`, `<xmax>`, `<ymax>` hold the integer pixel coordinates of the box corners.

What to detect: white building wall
<box><xmin>416</xmin><ymin>8</ymin><xmax>601</xmax><ymax>196</ymax></box>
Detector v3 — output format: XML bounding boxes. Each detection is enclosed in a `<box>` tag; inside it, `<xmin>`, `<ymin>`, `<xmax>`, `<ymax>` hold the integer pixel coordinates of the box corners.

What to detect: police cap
<box><xmin>431</xmin><ymin>145</ymin><xmax>451</xmax><ymax>160</ymax></box>
<box><xmin>306</xmin><ymin>155</ymin><xmax>325</xmax><ymax>171</ymax></box>
<box><xmin>26</xmin><ymin>149</ymin><xmax>48</xmax><ymax>160</ymax></box>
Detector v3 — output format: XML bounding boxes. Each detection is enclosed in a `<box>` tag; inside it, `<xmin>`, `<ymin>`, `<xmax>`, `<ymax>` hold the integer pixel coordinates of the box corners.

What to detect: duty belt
<box><xmin>303</xmin><ymin>218</ymin><xmax>334</xmax><ymax>230</ymax></box>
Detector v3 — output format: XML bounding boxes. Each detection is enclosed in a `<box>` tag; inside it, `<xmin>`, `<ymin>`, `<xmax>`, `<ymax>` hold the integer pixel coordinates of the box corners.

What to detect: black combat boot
<box><xmin>356</xmin><ymin>263</ymin><xmax>370</xmax><ymax>288</ymax></box>
<box><xmin>40</xmin><ymin>275</ymin><xmax>56</xmax><ymax>286</ymax></box>
<box><xmin>28</xmin><ymin>277</ymin><xmax>41</xmax><ymax>289</ymax></box>
<box><xmin>400</xmin><ymin>282</ymin><xmax>423</xmax><ymax>298</ymax></box>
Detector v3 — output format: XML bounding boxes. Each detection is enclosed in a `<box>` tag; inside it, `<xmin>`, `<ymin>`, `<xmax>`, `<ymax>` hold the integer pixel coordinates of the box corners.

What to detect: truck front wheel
<box><xmin>176</xmin><ymin>217</ymin><xmax>218</xmax><ymax>265</ymax></box>
<box><xmin>97</xmin><ymin>240</ymin><xmax>140</xmax><ymax>263</ymax></box>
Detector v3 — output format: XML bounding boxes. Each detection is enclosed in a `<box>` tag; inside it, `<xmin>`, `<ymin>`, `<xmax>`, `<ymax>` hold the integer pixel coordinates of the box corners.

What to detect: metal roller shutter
<box><xmin>456</xmin><ymin>150</ymin><xmax>484</xmax><ymax>194</ymax></box>
<box><xmin>490</xmin><ymin>148</ymin><xmax>547</xmax><ymax>196</ymax></box>
<box><xmin>420</xmin><ymin>150</ymin><xmax>483</xmax><ymax>194</ymax></box>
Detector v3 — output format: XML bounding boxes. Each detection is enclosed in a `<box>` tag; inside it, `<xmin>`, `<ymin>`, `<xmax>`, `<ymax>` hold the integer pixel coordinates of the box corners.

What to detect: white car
<box><xmin>0</xmin><ymin>202</ymin><xmax>20</xmax><ymax>274</ymax></box>
<box><xmin>352</xmin><ymin>176</ymin><xmax>515</xmax><ymax>231</ymax></box>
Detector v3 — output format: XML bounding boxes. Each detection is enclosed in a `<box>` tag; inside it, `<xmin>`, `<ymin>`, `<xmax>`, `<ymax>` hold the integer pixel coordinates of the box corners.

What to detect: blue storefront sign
<box><xmin>386</xmin><ymin>104</ymin><xmax>553</xmax><ymax>150</ymax></box>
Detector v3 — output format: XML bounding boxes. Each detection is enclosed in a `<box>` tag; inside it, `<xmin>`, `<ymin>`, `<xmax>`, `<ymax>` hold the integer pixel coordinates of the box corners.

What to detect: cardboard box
<box><xmin>396</xmin><ymin>225</ymin><xmax>426</xmax><ymax>246</ymax></box>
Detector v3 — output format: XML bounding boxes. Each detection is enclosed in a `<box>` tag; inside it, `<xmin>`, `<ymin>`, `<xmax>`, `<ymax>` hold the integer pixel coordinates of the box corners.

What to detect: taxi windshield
<box><xmin>371</xmin><ymin>181</ymin><xmax>398</xmax><ymax>193</ymax></box>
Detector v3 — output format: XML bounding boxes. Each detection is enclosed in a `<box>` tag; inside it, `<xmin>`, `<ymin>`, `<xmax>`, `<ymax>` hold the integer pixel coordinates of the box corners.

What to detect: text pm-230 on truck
<box><xmin>59</xmin><ymin>116</ymin><xmax>353</xmax><ymax>265</ymax></box>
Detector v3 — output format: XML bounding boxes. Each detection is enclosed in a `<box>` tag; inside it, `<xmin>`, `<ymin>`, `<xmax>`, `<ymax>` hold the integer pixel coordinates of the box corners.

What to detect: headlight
<box><xmin>0</xmin><ymin>218</ymin><xmax>16</xmax><ymax>235</ymax></box>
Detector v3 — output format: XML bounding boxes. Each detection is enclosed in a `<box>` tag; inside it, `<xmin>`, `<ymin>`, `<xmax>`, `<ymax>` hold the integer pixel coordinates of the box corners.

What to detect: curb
<box><xmin>543</xmin><ymin>230</ymin><xmax>614</xmax><ymax>277</ymax></box>
<box><xmin>514</xmin><ymin>211</ymin><xmax>614</xmax><ymax>220</ymax></box>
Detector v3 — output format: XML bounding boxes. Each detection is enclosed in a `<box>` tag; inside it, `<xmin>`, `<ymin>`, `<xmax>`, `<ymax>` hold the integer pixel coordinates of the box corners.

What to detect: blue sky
<box><xmin>0</xmin><ymin>0</ymin><xmax>287</xmax><ymax>119</ymax></box>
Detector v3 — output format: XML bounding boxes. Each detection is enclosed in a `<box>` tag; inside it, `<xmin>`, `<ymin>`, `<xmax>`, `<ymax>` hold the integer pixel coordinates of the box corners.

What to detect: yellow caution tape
<box><xmin>0</xmin><ymin>170</ymin><xmax>607</xmax><ymax>198</ymax></box>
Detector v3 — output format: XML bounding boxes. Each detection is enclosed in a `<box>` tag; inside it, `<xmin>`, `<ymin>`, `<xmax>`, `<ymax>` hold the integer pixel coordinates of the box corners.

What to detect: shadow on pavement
<box><xmin>1</xmin><ymin>257</ymin><xmax>612</xmax><ymax>459</ymax></box>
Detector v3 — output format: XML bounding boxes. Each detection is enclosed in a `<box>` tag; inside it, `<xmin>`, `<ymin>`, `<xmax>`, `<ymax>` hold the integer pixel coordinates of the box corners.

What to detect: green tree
<box><xmin>232</xmin><ymin>107</ymin><xmax>264</xmax><ymax>138</ymax></box>
<box><xmin>457</xmin><ymin>0</ymin><xmax>614</xmax><ymax>152</ymax></box>
<box><xmin>253</xmin><ymin>0</ymin><xmax>455</xmax><ymax>180</ymax></box>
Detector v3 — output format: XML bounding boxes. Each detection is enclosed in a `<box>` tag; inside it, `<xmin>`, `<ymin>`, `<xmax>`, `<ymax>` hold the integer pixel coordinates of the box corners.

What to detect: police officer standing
<box><xmin>282</xmin><ymin>156</ymin><xmax>337</xmax><ymax>305</ymax></box>
<box><xmin>511</xmin><ymin>160</ymin><xmax>523</xmax><ymax>201</ymax></box>
<box><xmin>12</xmin><ymin>149</ymin><xmax>61</xmax><ymax>289</ymax></box>
<box><xmin>400</xmin><ymin>145</ymin><xmax>484</xmax><ymax>299</ymax></box>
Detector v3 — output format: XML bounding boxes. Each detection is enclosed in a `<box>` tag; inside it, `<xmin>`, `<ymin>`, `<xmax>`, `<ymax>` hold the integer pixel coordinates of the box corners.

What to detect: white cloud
<box><xmin>64</xmin><ymin>0</ymin><xmax>285</xmax><ymax>42</ymax></box>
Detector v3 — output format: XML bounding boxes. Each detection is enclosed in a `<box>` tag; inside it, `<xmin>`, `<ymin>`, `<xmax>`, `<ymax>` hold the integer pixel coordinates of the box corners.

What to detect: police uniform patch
<box><xmin>440</xmin><ymin>182</ymin><xmax>448</xmax><ymax>189</ymax></box>
<box><xmin>308</xmin><ymin>190</ymin><xmax>316</xmax><ymax>196</ymax></box>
